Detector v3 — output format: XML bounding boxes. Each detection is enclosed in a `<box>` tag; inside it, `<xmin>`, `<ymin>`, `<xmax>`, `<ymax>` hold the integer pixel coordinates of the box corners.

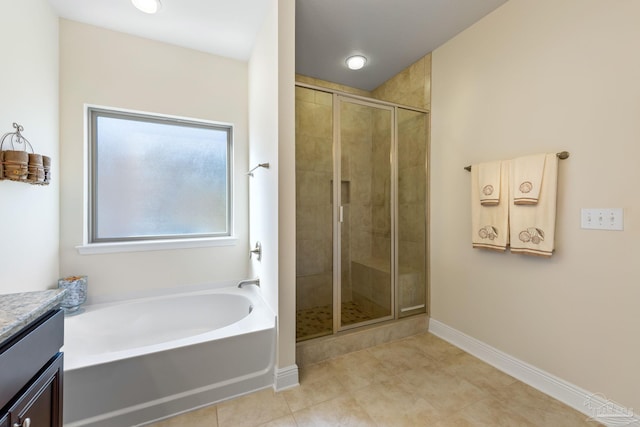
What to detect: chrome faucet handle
<box><xmin>250</xmin><ymin>241</ymin><xmax>262</xmax><ymax>261</ymax></box>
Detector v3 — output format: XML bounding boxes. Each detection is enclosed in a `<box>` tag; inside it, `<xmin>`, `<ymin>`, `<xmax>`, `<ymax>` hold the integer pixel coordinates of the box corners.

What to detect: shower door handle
<box><xmin>339</xmin><ymin>205</ymin><xmax>344</xmax><ymax>223</ymax></box>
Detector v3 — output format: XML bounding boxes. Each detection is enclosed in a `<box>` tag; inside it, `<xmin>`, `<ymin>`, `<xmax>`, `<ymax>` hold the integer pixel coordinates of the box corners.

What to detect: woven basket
<box><xmin>1</xmin><ymin>150</ymin><xmax>29</xmax><ymax>181</ymax></box>
<box><xmin>42</xmin><ymin>155</ymin><xmax>51</xmax><ymax>185</ymax></box>
<box><xmin>1</xmin><ymin>124</ymin><xmax>50</xmax><ymax>185</ymax></box>
<box><xmin>27</xmin><ymin>153</ymin><xmax>44</xmax><ymax>184</ymax></box>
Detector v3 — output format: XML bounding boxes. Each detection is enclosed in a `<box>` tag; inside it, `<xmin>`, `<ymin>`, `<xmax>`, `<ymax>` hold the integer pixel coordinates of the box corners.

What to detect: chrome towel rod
<box><xmin>247</xmin><ymin>162</ymin><xmax>270</xmax><ymax>176</ymax></box>
<box><xmin>464</xmin><ymin>151</ymin><xmax>569</xmax><ymax>171</ymax></box>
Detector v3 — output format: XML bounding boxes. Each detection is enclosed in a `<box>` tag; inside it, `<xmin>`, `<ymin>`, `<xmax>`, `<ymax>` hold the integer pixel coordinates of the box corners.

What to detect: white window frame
<box><xmin>77</xmin><ymin>105</ymin><xmax>237</xmax><ymax>255</ymax></box>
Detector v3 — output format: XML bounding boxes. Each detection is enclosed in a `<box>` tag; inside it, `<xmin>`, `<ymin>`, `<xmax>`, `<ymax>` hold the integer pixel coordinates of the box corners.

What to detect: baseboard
<box><xmin>429</xmin><ymin>319</ymin><xmax>639</xmax><ymax>427</ymax></box>
<box><xmin>274</xmin><ymin>364</ymin><xmax>299</xmax><ymax>392</ymax></box>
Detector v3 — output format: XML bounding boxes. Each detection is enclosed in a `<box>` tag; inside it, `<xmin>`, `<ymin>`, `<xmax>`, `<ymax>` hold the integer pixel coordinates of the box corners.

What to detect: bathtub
<box><xmin>63</xmin><ymin>285</ymin><xmax>276</xmax><ymax>427</ymax></box>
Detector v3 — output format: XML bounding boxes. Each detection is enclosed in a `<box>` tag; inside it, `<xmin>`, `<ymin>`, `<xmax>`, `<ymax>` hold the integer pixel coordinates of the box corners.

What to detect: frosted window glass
<box><xmin>90</xmin><ymin>110</ymin><xmax>231</xmax><ymax>242</ymax></box>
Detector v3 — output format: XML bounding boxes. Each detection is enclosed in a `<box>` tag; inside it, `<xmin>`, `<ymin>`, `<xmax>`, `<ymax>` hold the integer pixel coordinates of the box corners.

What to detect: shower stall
<box><xmin>295</xmin><ymin>83</ymin><xmax>428</xmax><ymax>342</ymax></box>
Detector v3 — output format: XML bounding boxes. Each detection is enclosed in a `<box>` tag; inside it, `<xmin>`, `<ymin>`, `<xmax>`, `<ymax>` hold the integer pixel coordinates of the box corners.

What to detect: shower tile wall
<box><xmin>371</xmin><ymin>54</ymin><xmax>432</xmax><ymax>111</ymax></box>
<box><xmin>295</xmin><ymin>87</ymin><xmax>333</xmax><ymax>318</ymax></box>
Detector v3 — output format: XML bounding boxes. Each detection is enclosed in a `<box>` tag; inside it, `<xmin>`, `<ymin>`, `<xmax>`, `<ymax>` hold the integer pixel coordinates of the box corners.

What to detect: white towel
<box><xmin>509</xmin><ymin>153</ymin><xmax>558</xmax><ymax>257</ymax></box>
<box><xmin>512</xmin><ymin>154</ymin><xmax>546</xmax><ymax>205</ymax></box>
<box><xmin>477</xmin><ymin>161</ymin><xmax>502</xmax><ymax>206</ymax></box>
<box><xmin>471</xmin><ymin>160</ymin><xmax>509</xmax><ymax>251</ymax></box>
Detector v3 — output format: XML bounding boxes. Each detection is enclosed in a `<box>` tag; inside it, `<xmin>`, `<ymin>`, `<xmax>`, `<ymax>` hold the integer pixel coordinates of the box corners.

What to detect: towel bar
<box><xmin>464</xmin><ymin>151</ymin><xmax>569</xmax><ymax>171</ymax></box>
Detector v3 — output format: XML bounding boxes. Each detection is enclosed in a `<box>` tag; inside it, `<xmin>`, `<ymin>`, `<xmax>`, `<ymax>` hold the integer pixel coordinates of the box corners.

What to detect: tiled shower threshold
<box><xmin>296</xmin><ymin>313</ymin><xmax>429</xmax><ymax>366</ymax></box>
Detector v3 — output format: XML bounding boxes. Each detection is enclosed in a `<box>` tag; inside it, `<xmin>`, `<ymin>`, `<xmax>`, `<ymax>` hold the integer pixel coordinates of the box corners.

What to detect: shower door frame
<box><xmin>295</xmin><ymin>82</ymin><xmax>430</xmax><ymax>338</ymax></box>
<box><xmin>333</xmin><ymin>94</ymin><xmax>397</xmax><ymax>332</ymax></box>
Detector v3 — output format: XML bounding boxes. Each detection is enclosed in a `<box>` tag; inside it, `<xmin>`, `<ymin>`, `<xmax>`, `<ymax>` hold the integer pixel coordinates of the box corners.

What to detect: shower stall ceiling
<box><xmin>296</xmin><ymin>83</ymin><xmax>428</xmax><ymax>342</ymax></box>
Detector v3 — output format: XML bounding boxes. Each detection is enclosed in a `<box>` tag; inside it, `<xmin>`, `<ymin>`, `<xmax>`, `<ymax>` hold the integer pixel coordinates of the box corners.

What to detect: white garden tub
<box><xmin>63</xmin><ymin>285</ymin><xmax>276</xmax><ymax>427</ymax></box>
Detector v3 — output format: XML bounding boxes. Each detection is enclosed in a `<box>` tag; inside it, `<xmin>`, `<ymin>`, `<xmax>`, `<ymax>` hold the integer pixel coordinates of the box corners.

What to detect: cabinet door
<box><xmin>8</xmin><ymin>353</ymin><xmax>63</xmax><ymax>427</ymax></box>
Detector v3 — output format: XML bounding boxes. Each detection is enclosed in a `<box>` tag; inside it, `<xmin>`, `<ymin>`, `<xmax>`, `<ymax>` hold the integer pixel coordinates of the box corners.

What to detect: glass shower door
<box><xmin>295</xmin><ymin>86</ymin><xmax>334</xmax><ymax>341</ymax></box>
<box><xmin>397</xmin><ymin>108</ymin><xmax>428</xmax><ymax>317</ymax></box>
<box><xmin>337</xmin><ymin>98</ymin><xmax>394</xmax><ymax>329</ymax></box>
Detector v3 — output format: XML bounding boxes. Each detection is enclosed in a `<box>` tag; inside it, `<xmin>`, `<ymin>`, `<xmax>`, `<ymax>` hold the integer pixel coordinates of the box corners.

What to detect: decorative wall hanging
<box><xmin>0</xmin><ymin>123</ymin><xmax>50</xmax><ymax>185</ymax></box>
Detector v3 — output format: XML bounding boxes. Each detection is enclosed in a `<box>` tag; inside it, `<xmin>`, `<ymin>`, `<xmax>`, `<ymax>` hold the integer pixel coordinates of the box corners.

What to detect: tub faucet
<box><xmin>237</xmin><ymin>278</ymin><xmax>260</xmax><ymax>288</ymax></box>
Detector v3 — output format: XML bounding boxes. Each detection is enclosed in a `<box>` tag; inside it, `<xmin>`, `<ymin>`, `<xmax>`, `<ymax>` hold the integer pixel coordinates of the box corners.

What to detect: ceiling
<box><xmin>48</xmin><ymin>0</ymin><xmax>508</xmax><ymax>91</ymax></box>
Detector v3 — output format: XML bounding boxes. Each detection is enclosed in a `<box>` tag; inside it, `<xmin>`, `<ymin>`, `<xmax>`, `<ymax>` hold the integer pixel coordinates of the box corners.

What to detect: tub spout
<box><xmin>237</xmin><ymin>278</ymin><xmax>260</xmax><ymax>288</ymax></box>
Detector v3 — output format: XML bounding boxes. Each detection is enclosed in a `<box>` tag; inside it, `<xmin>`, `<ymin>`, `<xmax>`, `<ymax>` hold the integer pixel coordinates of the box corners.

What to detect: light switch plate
<box><xmin>581</xmin><ymin>208</ymin><xmax>623</xmax><ymax>230</ymax></box>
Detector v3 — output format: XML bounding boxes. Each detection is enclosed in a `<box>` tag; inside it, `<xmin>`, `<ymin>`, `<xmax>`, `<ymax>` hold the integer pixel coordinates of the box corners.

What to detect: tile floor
<box><xmin>296</xmin><ymin>301</ymin><xmax>389</xmax><ymax>341</ymax></box>
<box><xmin>148</xmin><ymin>333</ymin><xmax>601</xmax><ymax>427</ymax></box>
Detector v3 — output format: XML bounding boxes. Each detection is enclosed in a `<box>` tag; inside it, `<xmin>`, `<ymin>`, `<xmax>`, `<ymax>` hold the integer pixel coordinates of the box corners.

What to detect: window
<box><xmin>88</xmin><ymin>107</ymin><xmax>232</xmax><ymax>244</ymax></box>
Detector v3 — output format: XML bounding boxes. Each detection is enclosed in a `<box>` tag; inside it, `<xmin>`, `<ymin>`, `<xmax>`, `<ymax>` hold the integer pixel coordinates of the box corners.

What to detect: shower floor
<box><xmin>296</xmin><ymin>300</ymin><xmax>389</xmax><ymax>341</ymax></box>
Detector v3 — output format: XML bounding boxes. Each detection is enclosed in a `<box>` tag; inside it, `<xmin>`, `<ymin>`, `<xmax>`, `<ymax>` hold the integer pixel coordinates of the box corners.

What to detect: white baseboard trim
<box><xmin>274</xmin><ymin>364</ymin><xmax>299</xmax><ymax>392</ymax></box>
<box><xmin>429</xmin><ymin>319</ymin><xmax>639</xmax><ymax>427</ymax></box>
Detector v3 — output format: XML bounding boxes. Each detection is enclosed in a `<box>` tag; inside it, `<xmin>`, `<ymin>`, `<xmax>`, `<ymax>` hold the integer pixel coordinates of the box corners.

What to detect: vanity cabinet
<box><xmin>0</xmin><ymin>310</ymin><xmax>64</xmax><ymax>427</ymax></box>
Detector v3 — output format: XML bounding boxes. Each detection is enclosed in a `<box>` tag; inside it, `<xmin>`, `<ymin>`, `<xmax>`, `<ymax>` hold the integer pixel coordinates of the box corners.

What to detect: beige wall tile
<box><xmin>371</xmin><ymin>53</ymin><xmax>432</xmax><ymax>110</ymax></box>
<box><xmin>296</xmin><ymin>74</ymin><xmax>371</xmax><ymax>97</ymax></box>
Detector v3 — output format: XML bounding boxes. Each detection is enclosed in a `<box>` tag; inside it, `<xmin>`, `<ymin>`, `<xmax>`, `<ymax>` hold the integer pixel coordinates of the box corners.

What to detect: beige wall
<box><xmin>0</xmin><ymin>0</ymin><xmax>59</xmax><ymax>294</ymax></box>
<box><xmin>431</xmin><ymin>0</ymin><xmax>640</xmax><ymax>410</ymax></box>
<box><xmin>59</xmin><ymin>20</ymin><xmax>250</xmax><ymax>300</ymax></box>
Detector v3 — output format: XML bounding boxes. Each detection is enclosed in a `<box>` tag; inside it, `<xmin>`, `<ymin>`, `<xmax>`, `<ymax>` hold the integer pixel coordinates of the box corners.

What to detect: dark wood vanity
<box><xmin>0</xmin><ymin>309</ymin><xmax>64</xmax><ymax>427</ymax></box>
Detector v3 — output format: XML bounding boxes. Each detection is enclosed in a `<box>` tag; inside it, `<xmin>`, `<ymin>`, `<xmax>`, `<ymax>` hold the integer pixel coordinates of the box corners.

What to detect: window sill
<box><xmin>76</xmin><ymin>236</ymin><xmax>238</xmax><ymax>255</ymax></box>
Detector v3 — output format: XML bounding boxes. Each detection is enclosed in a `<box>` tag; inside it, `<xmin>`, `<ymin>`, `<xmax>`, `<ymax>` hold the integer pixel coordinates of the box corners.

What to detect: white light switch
<box><xmin>581</xmin><ymin>208</ymin><xmax>623</xmax><ymax>230</ymax></box>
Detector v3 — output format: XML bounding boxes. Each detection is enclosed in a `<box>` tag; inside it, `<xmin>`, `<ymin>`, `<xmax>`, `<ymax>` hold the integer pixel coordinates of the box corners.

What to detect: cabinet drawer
<box><xmin>0</xmin><ymin>310</ymin><xmax>64</xmax><ymax>411</ymax></box>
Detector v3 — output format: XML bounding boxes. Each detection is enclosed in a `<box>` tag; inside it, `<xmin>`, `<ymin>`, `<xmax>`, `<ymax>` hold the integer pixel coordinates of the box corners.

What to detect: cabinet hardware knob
<box><xmin>14</xmin><ymin>418</ymin><xmax>31</xmax><ymax>427</ymax></box>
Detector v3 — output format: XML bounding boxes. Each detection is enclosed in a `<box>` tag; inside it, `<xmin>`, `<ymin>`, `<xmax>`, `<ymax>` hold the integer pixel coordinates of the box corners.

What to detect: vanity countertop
<box><xmin>0</xmin><ymin>289</ymin><xmax>66</xmax><ymax>346</ymax></box>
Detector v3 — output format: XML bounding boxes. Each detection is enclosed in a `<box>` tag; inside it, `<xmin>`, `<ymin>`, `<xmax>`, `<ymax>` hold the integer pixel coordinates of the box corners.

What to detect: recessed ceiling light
<box><xmin>132</xmin><ymin>0</ymin><xmax>162</xmax><ymax>14</ymax></box>
<box><xmin>346</xmin><ymin>55</ymin><xmax>367</xmax><ymax>70</ymax></box>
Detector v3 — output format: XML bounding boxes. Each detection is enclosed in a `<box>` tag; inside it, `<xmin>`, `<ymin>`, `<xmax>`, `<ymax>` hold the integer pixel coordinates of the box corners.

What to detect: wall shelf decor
<box><xmin>0</xmin><ymin>123</ymin><xmax>50</xmax><ymax>185</ymax></box>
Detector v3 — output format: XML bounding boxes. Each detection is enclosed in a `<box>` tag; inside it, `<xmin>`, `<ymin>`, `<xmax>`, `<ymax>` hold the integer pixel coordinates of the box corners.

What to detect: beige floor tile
<box><xmin>403</xmin><ymin>332</ymin><xmax>465</xmax><ymax>361</ymax></box>
<box><xmin>257</xmin><ymin>414</ymin><xmax>298</xmax><ymax>427</ymax></box>
<box><xmin>441</xmin><ymin>352</ymin><xmax>518</xmax><ymax>394</ymax></box>
<box><xmin>327</xmin><ymin>348</ymin><xmax>396</xmax><ymax>391</ymax></box>
<box><xmin>297</xmin><ymin>360</ymin><xmax>335</xmax><ymax>384</ymax></box>
<box><xmin>141</xmin><ymin>333</ymin><xmax>601</xmax><ymax>427</ymax></box>
<box><xmin>366</xmin><ymin>338</ymin><xmax>431</xmax><ymax>373</ymax></box>
<box><xmin>494</xmin><ymin>382</ymin><xmax>602</xmax><ymax>427</ymax></box>
<box><xmin>444</xmin><ymin>397</ymin><xmax>538</xmax><ymax>427</ymax></box>
<box><xmin>292</xmin><ymin>394</ymin><xmax>376</xmax><ymax>427</ymax></box>
<box><xmin>398</xmin><ymin>366</ymin><xmax>491</xmax><ymax>414</ymax></box>
<box><xmin>351</xmin><ymin>376</ymin><xmax>444</xmax><ymax>426</ymax></box>
<box><xmin>217</xmin><ymin>389</ymin><xmax>291</xmax><ymax>427</ymax></box>
<box><xmin>146</xmin><ymin>405</ymin><xmax>218</xmax><ymax>427</ymax></box>
<box><xmin>282</xmin><ymin>369</ymin><xmax>347</xmax><ymax>411</ymax></box>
